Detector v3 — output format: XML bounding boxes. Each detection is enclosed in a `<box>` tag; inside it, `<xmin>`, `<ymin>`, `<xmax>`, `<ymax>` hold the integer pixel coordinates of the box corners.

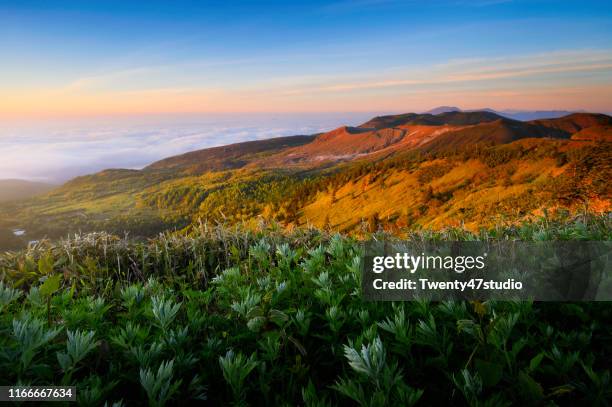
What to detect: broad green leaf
<box><xmin>38</xmin><ymin>253</ymin><xmax>54</xmax><ymax>275</ymax></box>
<box><xmin>475</xmin><ymin>359</ymin><xmax>503</xmax><ymax>387</ymax></box>
<box><xmin>39</xmin><ymin>274</ymin><xmax>62</xmax><ymax>297</ymax></box>
<box><xmin>529</xmin><ymin>352</ymin><xmax>545</xmax><ymax>372</ymax></box>
<box><xmin>518</xmin><ymin>371</ymin><xmax>544</xmax><ymax>402</ymax></box>
<box><xmin>269</xmin><ymin>309</ymin><xmax>289</xmax><ymax>326</ymax></box>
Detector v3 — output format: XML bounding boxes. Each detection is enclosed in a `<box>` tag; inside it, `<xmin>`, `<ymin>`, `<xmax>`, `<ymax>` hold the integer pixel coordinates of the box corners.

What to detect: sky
<box><xmin>1</xmin><ymin>0</ymin><xmax>611</xmax><ymax>117</ymax></box>
<box><xmin>0</xmin><ymin>0</ymin><xmax>611</xmax><ymax>181</ymax></box>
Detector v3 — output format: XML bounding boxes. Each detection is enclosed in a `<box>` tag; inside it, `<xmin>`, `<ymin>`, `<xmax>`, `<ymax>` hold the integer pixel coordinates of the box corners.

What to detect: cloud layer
<box><xmin>0</xmin><ymin>113</ymin><xmax>374</xmax><ymax>183</ymax></box>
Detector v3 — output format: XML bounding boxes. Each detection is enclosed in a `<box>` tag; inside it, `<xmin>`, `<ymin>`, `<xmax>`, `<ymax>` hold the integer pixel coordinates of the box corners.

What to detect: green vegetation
<box><xmin>290</xmin><ymin>140</ymin><xmax>611</xmax><ymax>232</ymax></box>
<box><xmin>2</xmin><ymin>137</ymin><xmax>609</xmax><ymax>249</ymax></box>
<box><xmin>1</xmin><ymin>216</ymin><xmax>611</xmax><ymax>405</ymax></box>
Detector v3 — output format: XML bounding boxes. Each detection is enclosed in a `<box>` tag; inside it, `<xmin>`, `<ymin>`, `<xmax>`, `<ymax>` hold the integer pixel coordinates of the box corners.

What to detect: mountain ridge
<box><xmin>1</xmin><ymin>110</ymin><xmax>609</xmax><ymax>248</ymax></box>
<box><xmin>145</xmin><ymin>134</ymin><xmax>315</xmax><ymax>173</ymax></box>
<box><xmin>422</xmin><ymin>106</ymin><xmax>584</xmax><ymax>121</ymax></box>
<box><xmin>61</xmin><ymin>110</ymin><xmax>611</xmax><ymax>176</ymax></box>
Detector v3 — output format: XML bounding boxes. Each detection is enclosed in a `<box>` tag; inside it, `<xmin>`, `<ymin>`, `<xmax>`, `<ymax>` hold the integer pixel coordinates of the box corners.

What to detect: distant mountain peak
<box><xmin>423</xmin><ymin>107</ymin><xmax>584</xmax><ymax>121</ymax></box>
<box><xmin>424</xmin><ymin>106</ymin><xmax>462</xmax><ymax>115</ymax></box>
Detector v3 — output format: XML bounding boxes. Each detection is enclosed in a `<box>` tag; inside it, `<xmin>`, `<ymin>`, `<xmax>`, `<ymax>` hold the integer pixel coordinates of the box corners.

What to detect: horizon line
<box><xmin>1</xmin><ymin>107</ymin><xmax>611</xmax><ymax>121</ymax></box>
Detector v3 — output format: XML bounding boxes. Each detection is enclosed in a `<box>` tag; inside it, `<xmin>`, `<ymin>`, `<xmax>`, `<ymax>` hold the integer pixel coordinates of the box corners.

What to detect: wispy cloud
<box><xmin>277</xmin><ymin>49</ymin><xmax>612</xmax><ymax>95</ymax></box>
<box><xmin>2</xmin><ymin>48</ymin><xmax>611</xmax><ymax>117</ymax></box>
<box><xmin>64</xmin><ymin>67</ymin><xmax>157</xmax><ymax>91</ymax></box>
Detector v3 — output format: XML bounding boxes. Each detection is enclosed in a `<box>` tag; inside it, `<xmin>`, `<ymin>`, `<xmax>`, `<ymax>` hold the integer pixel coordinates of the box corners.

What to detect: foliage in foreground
<box><xmin>0</xmin><ymin>216</ymin><xmax>611</xmax><ymax>406</ymax></box>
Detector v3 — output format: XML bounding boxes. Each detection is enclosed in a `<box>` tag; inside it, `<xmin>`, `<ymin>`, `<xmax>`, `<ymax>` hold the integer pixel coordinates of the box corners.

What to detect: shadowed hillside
<box><xmin>359</xmin><ymin>111</ymin><xmax>503</xmax><ymax>129</ymax></box>
<box><xmin>146</xmin><ymin>135</ymin><xmax>315</xmax><ymax>173</ymax></box>
<box><xmin>418</xmin><ymin>118</ymin><xmax>569</xmax><ymax>152</ymax></box>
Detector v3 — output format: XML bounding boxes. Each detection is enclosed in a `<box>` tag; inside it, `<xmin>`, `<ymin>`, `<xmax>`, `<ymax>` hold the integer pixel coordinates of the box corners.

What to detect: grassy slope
<box><xmin>299</xmin><ymin>156</ymin><xmax>561</xmax><ymax>231</ymax></box>
<box><xmin>1</xmin><ymin>138</ymin><xmax>610</xmax><ymax>247</ymax></box>
<box><xmin>0</xmin><ymin>137</ymin><xmax>315</xmax><ymax>243</ymax></box>
<box><xmin>146</xmin><ymin>134</ymin><xmax>315</xmax><ymax>172</ymax></box>
<box><xmin>296</xmin><ymin>139</ymin><xmax>610</xmax><ymax>232</ymax></box>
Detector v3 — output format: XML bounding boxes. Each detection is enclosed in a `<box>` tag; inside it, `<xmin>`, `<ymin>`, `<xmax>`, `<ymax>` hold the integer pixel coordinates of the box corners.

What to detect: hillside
<box><xmin>359</xmin><ymin>110</ymin><xmax>503</xmax><ymax>129</ymax></box>
<box><xmin>268</xmin><ymin>113</ymin><xmax>580</xmax><ymax>164</ymax></box>
<box><xmin>146</xmin><ymin>134</ymin><xmax>315</xmax><ymax>173</ymax></box>
<box><xmin>418</xmin><ymin>118</ymin><xmax>568</xmax><ymax>152</ymax></box>
<box><xmin>291</xmin><ymin>138</ymin><xmax>610</xmax><ymax>231</ymax></box>
<box><xmin>531</xmin><ymin>113</ymin><xmax>612</xmax><ymax>134</ymax></box>
<box><xmin>571</xmin><ymin>125</ymin><xmax>612</xmax><ymax>142</ymax></box>
<box><xmin>0</xmin><ymin>110</ymin><xmax>610</xmax><ymax>249</ymax></box>
<box><xmin>274</xmin><ymin>126</ymin><xmax>408</xmax><ymax>164</ymax></box>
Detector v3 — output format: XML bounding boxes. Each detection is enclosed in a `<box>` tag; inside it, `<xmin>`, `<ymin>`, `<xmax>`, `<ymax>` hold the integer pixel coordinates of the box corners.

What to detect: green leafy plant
<box><xmin>0</xmin><ymin>217</ymin><xmax>609</xmax><ymax>405</ymax></box>
<box><xmin>57</xmin><ymin>329</ymin><xmax>98</xmax><ymax>383</ymax></box>
<box><xmin>219</xmin><ymin>350</ymin><xmax>259</xmax><ymax>405</ymax></box>
<box><xmin>150</xmin><ymin>296</ymin><xmax>181</xmax><ymax>332</ymax></box>
<box><xmin>139</xmin><ymin>359</ymin><xmax>182</xmax><ymax>407</ymax></box>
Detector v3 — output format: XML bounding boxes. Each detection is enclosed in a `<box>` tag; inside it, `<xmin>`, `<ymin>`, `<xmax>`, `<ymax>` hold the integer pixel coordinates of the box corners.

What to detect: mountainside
<box><xmin>0</xmin><ymin>179</ymin><xmax>55</xmax><ymax>202</ymax></box>
<box><xmin>269</xmin><ymin>112</ymin><xmax>580</xmax><ymax>164</ymax></box>
<box><xmin>359</xmin><ymin>110</ymin><xmax>503</xmax><ymax>129</ymax></box>
<box><xmin>1</xmin><ymin>110</ymin><xmax>610</xmax><ymax>249</ymax></box>
<box><xmin>571</xmin><ymin>125</ymin><xmax>612</xmax><ymax>142</ymax></box>
<box><xmin>531</xmin><ymin>113</ymin><xmax>612</xmax><ymax>134</ymax></box>
<box><xmin>271</xmin><ymin>126</ymin><xmax>411</xmax><ymax>165</ymax></box>
<box><xmin>146</xmin><ymin>134</ymin><xmax>315</xmax><ymax>173</ymax></box>
<box><xmin>419</xmin><ymin>118</ymin><xmax>568</xmax><ymax>152</ymax></box>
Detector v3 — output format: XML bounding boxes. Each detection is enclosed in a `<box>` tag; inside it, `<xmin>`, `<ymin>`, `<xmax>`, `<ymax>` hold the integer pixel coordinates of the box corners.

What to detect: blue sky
<box><xmin>1</xmin><ymin>0</ymin><xmax>611</xmax><ymax>115</ymax></box>
<box><xmin>0</xmin><ymin>0</ymin><xmax>611</xmax><ymax>181</ymax></box>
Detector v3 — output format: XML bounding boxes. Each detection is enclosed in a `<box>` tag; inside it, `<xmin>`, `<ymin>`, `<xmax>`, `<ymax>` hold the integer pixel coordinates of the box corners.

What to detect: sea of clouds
<box><xmin>0</xmin><ymin>112</ymin><xmax>376</xmax><ymax>184</ymax></box>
